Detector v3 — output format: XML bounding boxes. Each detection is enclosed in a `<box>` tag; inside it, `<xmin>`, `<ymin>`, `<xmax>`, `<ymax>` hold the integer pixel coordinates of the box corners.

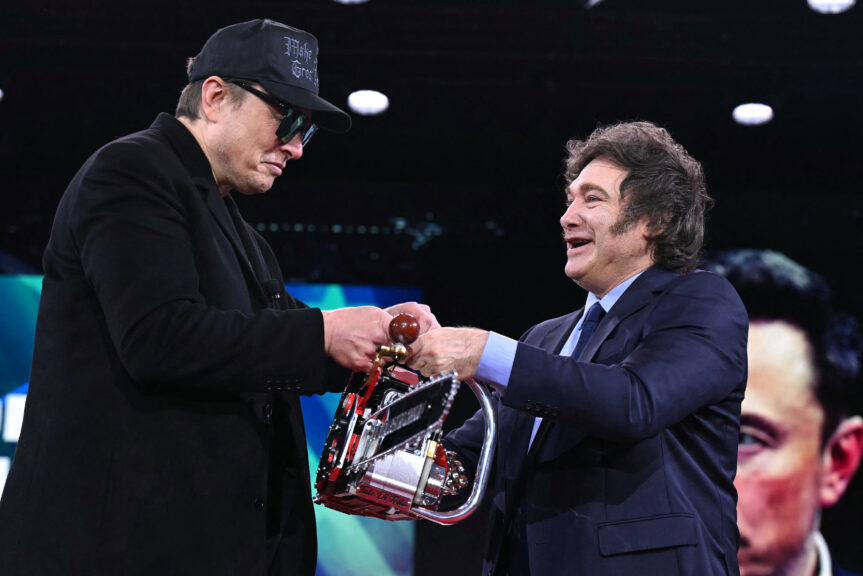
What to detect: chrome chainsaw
<box><xmin>313</xmin><ymin>314</ymin><xmax>497</xmax><ymax>525</ymax></box>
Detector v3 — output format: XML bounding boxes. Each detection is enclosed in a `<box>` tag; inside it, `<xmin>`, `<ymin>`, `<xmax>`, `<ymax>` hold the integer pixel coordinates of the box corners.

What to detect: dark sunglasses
<box><xmin>228</xmin><ymin>80</ymin><xmax>318</xmax><ymax>146</ymax></box>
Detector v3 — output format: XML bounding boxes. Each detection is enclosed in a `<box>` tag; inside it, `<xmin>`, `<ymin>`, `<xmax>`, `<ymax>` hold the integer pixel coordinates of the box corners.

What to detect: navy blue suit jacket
<box><xmin>446</xmin><ymin>266</ymin><xmax>748</xmax><ymax>575</ymax></box>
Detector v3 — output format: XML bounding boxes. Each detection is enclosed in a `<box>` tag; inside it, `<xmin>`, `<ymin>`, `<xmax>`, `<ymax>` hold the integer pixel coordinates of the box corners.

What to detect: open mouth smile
<box><xmin>566</xmin><ymin>238</ymin><xmax>591</xmax><ymax>250</ymax></box>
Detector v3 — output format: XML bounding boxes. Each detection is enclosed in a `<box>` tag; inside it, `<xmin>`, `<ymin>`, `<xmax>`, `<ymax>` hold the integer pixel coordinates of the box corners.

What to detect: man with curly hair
<box><xmin>409</xmin><ymin>121</ymin><xmax>747</xmax><ymax>575</ymax></box>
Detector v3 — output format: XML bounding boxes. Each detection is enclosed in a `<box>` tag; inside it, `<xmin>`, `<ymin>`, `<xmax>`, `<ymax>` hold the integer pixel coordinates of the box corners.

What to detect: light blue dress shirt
<box><xmin>474</xmin><ymin>272</ymin><xmax>644</xmax><ymax>446</ymax></box>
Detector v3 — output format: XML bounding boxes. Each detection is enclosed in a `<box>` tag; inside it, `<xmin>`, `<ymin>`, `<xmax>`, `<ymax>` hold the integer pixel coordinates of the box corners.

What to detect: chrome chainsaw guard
<box><xmin>313</xmin><ymin>364</ymin><xmax>497</xmax><ymax>525</ymax></box>
<box><xmin>411</xmin><ymin>377</ymin><xmax>496</xmax><ymax>524</ymax></box>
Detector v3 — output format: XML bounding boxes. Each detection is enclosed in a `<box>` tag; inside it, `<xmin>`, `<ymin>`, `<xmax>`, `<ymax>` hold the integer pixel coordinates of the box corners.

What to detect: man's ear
<box><xmin>644</xmin><ymin>214</ymin><xmax>668</xmax><ymax>241</ymax></box>
<box><xmin>820</xmin><ymin>415</ymin><xmax>863</xmax><ymax>507</ymax></box>
<box><xmin>199</xmin><ymin>76</ymin><xmax>230</xmax><ymax>122</ymax></box>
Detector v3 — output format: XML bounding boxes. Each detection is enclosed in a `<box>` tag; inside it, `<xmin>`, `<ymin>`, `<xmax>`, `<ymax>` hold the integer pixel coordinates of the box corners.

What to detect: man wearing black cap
<box><xmin>0</xmin><ymin>18</ymin><xmax>436</xmax><ymax>576</ymax></box>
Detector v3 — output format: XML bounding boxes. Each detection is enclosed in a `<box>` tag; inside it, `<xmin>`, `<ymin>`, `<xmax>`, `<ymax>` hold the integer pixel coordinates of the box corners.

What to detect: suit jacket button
<box><xmin>262</xmin><ymin>402</ymin><xmax>273</xmax><ymax>423</ymax></box>
<box><xmin>254</xmin><ymin>497</ymin><xmax>265</xmax><ymax>511</ymax></box>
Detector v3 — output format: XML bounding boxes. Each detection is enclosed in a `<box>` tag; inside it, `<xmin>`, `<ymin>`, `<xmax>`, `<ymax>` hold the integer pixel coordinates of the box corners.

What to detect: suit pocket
<box><xmin>597</xmin><ymin>513</ymin><xmax>697</xmax><ymax>557</ymax></box>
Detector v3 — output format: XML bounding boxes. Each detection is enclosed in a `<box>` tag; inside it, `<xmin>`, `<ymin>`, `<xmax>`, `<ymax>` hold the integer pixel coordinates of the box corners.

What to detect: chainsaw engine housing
<box><xmin>314</xmin><ymin>369</ymin><xmax>469</xmax><ymax>521</ymax></box>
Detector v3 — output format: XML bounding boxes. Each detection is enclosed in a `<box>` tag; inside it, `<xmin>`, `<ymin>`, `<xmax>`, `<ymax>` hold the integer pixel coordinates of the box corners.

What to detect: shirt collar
<box><xmin>814</xmin><ymin>531</ymin><xmax>832</xmax><ymax>576</ymax></box>
<box><xmin>584</xmin><ymin>271</ymin><xmax>645</xmax><ymax>315</ymax></box>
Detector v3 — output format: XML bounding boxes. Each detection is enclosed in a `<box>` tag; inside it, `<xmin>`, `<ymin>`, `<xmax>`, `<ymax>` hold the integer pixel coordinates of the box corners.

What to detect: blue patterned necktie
<box><xmin>572</xmin><ymin>302</ymin><xmax>606</xmax><ymax>359</ymax></box>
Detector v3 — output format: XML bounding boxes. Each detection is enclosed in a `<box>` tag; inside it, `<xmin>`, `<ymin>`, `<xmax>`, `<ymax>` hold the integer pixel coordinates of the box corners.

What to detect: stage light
<box><xmin>732</xmin><ymin>102</ymin><xmax>774</xmax><ymax>126</ymax></box>
<box><xmin>332</xmin><ymin>0</ymin><xmax>369</xmax><ymax>4</ymax></box>
<box><xmin>0</xmin><ymin>88</ymin><xmax>4</xmax><ymax>102</ymax></box>
<box><xmin>807</xmin><ymin>0</ymin><xmax>855</xmax><ymax>14</ymax></box>
<box><xmin>347</xmin><ymin>89</ymin><xmax>390</xmax><ymax>115</ymax></box>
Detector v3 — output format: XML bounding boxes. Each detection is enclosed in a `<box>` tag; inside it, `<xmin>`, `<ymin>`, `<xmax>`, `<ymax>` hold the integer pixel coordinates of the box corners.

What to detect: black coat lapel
<box><xmin>201</xmin><ymin>185</ymin><xmax>269</xmax><ymax>305</ymax></box>
<box><xmin>152</xmin><ymin>113</ymin><xmax>270</xmax><ymax>308</ymax></box>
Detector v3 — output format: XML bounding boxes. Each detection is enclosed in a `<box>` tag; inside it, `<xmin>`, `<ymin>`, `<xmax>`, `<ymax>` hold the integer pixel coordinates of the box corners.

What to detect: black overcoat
<box><xmin>0</xmin><ymin>114</ymin><xmax>348</xmax><ymax>575</ymax></box>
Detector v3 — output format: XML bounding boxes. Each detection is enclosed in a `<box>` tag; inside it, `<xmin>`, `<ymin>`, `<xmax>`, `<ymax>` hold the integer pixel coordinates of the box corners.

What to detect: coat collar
<box><xmin>150</xmin><ymin>113</ymin><xmax>216</xmax><ymax>187</ymax></box>
<box><xmin>150</xmin><ymin>113</ymin><xmax>269</xmax><ymax>305</ymax></box>
<box><xmin>576</xmin><ymin>266</ymin><xmax>679</xmax><ymax>362</ymax></box>
<box><xmin>539</xmin><ymin>266</ymin><xmax>680</xmax><ymax>362</ymax></box>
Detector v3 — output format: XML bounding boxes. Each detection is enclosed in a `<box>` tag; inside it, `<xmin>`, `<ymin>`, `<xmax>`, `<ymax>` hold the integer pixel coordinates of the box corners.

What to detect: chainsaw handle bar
<box><xmin>411</xmin><ymin>377</ymin><xmax>497</xmax><ymax>525</ymax></box>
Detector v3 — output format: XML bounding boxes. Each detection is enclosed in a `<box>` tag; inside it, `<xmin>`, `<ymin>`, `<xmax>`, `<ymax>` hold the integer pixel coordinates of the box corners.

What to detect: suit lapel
<box><xmin>549</xmin><ymin>312</ymin><xmax>583</xmax><ymax>355</ymax></box>
<box><xmin>511</xmin><ymin>309</ymin><xmax>582</xmax><ymax>450</ymax></box>
<box><xmin>154</xmin><ymin>113</ymin><xmax>271</xmax><ymax>307</ymax></box>
<box><xmin>159</xmin><ymin>115</ymin><xmax>247</xmax><ymax>267</ymax></box>
<box><xmin>533</xmin><ymin>267</ymin><xmax>677</xmax><ymax>463</ymax></box>
<box><xmin>200</xmin><ymin>184</ymin><xmax>269</xmax><ymax>305</ymax></box>
<box><xmin>532</xmin><ymin>308</ymin><xmax>616</xmax><ymax>462</ymax></box>
<box><xmin>498</xmin><ymin>312</ymin><xmax>575</xmax><ymax>488</ymax></box>
<box><xmin>577</xmin><ymin>267</ymin><xmax>675</xmax><ymax>361</ymax></box>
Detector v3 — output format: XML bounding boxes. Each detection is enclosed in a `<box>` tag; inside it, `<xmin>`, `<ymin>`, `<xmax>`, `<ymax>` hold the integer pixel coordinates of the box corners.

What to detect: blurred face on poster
<box><xmin>736</xmin><ymin>320</ymin><xmax>863</xmax><ymax>576</ymax></box>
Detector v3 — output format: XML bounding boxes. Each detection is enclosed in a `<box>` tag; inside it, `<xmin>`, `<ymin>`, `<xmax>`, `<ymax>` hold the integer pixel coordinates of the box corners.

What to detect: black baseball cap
<box><xmin>189</xmin><ymin>18</ymin><xmax>351</xmax><ymax>133</ymax></box>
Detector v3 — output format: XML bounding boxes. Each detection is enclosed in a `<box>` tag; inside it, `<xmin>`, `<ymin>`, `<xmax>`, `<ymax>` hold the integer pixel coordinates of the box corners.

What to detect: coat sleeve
<box><xmin>60</xmin><ymin>139</ymin><xmax>333</xmax><ymax>394</ymax></box>
<box><xmin>502</xmin><ymin>272</ymin><xmax>748</xmax><ymax>442</ymax></box>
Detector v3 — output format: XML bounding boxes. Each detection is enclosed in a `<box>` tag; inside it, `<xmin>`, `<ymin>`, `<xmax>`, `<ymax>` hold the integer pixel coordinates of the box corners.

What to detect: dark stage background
<box><xmin>2</xmin><ymin>1</ymin><xmax>862</xmax><ymax>574</ymax></box>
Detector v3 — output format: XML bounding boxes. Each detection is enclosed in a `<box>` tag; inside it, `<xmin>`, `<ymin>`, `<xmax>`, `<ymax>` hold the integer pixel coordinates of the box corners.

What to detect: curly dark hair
<box><xmin>703</xmin><ymin>249</ymin><xmax>862</xmax><ymax>444</ymax></box>
<box><xmin>564</xmin><ymin>121</ymin><xmax>712</xmax><ymax>274</ymax></box>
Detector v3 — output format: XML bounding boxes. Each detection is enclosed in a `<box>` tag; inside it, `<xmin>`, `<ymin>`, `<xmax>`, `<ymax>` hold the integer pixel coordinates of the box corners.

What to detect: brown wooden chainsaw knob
<box><xmin>389</xmin><ymin>313</ymin><xmax>420</xmax><ymax>344</ymax></box>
